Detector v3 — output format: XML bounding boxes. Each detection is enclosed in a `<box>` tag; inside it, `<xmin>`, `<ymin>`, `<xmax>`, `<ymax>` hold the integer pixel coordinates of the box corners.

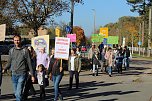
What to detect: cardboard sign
<box><xmin>67</xmin><ymin>34</ymin><xmax>76</xmax><ymax>42</ymax></box>
<box><xmin>91</xmin><ymin>34</ymin><xmax>104</xmax><ymax>42</ymax></box>
<box><xmin>31</xmin><ymin>35</ymin><xmax>50</xmax><ymax>54</ymax></box>
<box><xmin>107</xmin><ymin>36</ymin><xmax>119</xmax><ymax>44</ymax></box>
<box><xmin>0</xmin><ymin>24</ymin><xmax>6</xmax><ymax>41</ymax></box>
<box><xmin>54</xmin><ymin>37</ymin><xmax>70</xmax><ymax>60</ymax></box>
<box><xmin>100</xmin><ymin>27</ymin><xmax>108</xmax><ymax>38</ymax></box>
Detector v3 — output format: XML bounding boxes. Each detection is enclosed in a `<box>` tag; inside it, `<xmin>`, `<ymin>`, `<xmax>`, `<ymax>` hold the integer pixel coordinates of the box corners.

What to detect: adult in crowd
<box><xmin>36</xmin><ymin>47</ymin><xmax>50</xmax><ymax>70</ymax></box>
<box><xmin>23</xmin><ymin>46</ymin><xmax>36</xmax><ymax>100</ymax></box>
<box><xmin>104</xmin><ymin>47</ymin><xmax>113</xmax><ymax>77</ymax></box>
<box><xmin>88</xmin><ymin>43</ymin><xmax>99</xmax><ymax>75</ymax></box>
<box><xmin>68</xmin><ymin>49</ymin><xmax>81</xmax><ymax>89</ymax></box>
<box><xmin>123</xmin><ymin>46</ymin><xmax>130</xmax><ymax>70</ymax></box>
<box><xmin>76</xmin><ymin>47</ymin><xmax>81</xmax><ymax>57</ymax></box>
<box><xmin>3</xmin><ymin>34</ymin><xmax>35</xmax><ymax>101</ymax></box>
<box><xmin>48</xmin><ymin>48</ymin><xmax>63</xmax><ymax>101</ymax></box>
<box><xmin>98</xmin><ymin>42</ymin><xmax>104</xmax><ymax>60</ymax></box>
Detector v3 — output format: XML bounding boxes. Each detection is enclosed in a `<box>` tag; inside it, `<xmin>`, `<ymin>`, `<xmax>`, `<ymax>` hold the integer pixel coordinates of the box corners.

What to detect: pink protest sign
<box><xmin>67</xmin><ymin>34</ymin><xmax>76</xmax><ymax>42</ymax></box>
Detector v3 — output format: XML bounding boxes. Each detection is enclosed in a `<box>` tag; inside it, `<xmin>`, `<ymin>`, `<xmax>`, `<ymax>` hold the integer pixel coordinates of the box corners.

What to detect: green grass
<box><xmin>132</xmin><ymin>53</ymin><xmax>152</xmax><ymax>59</ymax></box>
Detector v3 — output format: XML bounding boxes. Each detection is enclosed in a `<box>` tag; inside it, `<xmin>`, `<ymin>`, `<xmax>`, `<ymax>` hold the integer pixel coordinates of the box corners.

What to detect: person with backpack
<box><xmin>3</xmin><ymin>35</ymin><xmax>35</xmax><ymax>101</ymax></box>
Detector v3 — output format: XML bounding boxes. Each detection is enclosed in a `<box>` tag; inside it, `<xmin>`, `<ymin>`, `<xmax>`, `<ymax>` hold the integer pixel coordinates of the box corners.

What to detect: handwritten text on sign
<box><xmin>54</xmin><ymin>37</ymin><xmax>70</xmax><ymax>60</ymax></box>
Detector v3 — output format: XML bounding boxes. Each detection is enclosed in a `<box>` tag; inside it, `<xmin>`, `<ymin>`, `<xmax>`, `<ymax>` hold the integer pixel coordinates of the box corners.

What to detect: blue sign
<box><xmin>65</xmin><ymin>26</ymin><xmax>71</xmax><ymax>33</ymax></box>
<box><xmin>138</xmin><ymin>41</ymin><xmax>142</xmax><ymax>46</ymax></box>
<box><xmin>103</xmin><ymin>38</ymin><xmax>107</xmax><ymax>44</ymax></box>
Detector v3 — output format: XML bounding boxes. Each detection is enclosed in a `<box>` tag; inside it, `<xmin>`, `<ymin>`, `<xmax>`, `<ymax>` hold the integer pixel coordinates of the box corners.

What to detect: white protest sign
<box><xmin>54</xmin><ymin>37</ymin><xmax>70</xmax><ymax>60</ymax></box>
<box><xmin>0</xmin><ymin>24</ymin><xmax>6</xmax><ymax>41</ymax></box>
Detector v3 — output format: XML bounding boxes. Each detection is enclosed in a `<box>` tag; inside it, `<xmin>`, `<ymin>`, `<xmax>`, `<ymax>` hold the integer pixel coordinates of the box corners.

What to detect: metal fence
<box><xmin>129</xmin><ymin>47</ymin><xmax>152</xmax><ymax>56</ymax></box>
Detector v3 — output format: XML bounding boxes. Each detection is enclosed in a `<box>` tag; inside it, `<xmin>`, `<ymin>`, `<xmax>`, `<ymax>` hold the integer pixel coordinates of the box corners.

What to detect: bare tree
<box><xmin>3</xmin><ymin>0</ymin><xmax>69</xmax><ymax>36</ymax></box>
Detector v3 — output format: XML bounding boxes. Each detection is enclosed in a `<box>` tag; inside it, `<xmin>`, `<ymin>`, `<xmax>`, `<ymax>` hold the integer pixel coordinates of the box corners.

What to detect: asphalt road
<box><xmin>1</xmin><ymin>57</ymin><xmax>152</xmax><ymax>101</ymax></box>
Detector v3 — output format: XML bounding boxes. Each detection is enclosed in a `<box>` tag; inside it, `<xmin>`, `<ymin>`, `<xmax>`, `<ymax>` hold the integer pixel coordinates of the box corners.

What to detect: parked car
<box><xmin>81</xmin><ymin>46</ymin><xmax>87</xmax><ymax>52</ymax></box>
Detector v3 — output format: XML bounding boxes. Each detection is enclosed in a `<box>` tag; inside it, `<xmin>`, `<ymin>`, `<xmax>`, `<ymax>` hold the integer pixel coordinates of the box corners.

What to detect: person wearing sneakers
<box><xmin>88</xmin><ymin>43</ymin><xmax>99</xmax><ymax>76</ymax></box>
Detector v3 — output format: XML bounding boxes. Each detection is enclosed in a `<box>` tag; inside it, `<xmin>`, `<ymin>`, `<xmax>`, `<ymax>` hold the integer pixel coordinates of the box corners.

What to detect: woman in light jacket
<box><xmin>104</xmin><ymin>47</ymin><xmax>113</xmax><ymax>77</ymax></box>
<box><xmin>68</xmin><ymin>49</ymin><xmax>81</xmax><ymax>90</ymax></box>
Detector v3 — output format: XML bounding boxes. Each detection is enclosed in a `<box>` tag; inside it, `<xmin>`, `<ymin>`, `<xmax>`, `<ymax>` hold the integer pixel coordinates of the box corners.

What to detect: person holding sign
<box><xmin>48</xmin><ymin>48</ymin><xmax>63</xmax><ymax>101</ymax></box>
<box><xmin>68</xmin><ymin>49</ymin><xmax>81</xmax><ymax>90</ymax></box>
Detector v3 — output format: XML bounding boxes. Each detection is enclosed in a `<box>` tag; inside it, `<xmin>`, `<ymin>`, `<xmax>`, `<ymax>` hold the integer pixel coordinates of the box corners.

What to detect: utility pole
<box><xmin>92</xmin><ymin>9</ymin><xmax>96</xmax><ymax>34</ymax></box>
<box><xmin>139</xmin><ymin>23</ymin><xmax>142</xmax><ymax>56</ymax></box>
<box><xmin>70</xmin><ymin>0</ymin><xmax>74</xmax><ymax>34</ymax></box>
<box><xmin>148</xmin><ymin>5</ymin><xmax>152</xmax><ymax>57</ymax></box>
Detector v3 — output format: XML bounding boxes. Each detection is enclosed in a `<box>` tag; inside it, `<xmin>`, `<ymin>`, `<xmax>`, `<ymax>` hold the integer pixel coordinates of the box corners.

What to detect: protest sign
<box><xmin>0</xmin><ymin>24</ymin><xmax>6</xmax><ymax>41</ymax></box>
<box><xmin>54</xmin><ymin>37</ymin><xmax>70</xmax><ymax>60</ymax></box>
<box><xmin>67</xmin><ymin>34</ymin><xmax>76</xmax><ymax>42</ymax></box>
<box><xmin>107</xmin><ymin>36</ymin><xmax>119</xmax><ymax>44</ymax></box>
<box><xmin>31</xmin><ymin>35</ymin><xmax>50</xmax><ymax>54</ymax></box>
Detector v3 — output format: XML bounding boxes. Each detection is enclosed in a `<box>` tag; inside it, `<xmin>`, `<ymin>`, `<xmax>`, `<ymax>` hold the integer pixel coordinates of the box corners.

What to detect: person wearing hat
<box><xmin>88</xmin><ymin>43</ymin><xmax>99</xmax><ymax>76</ymax></box>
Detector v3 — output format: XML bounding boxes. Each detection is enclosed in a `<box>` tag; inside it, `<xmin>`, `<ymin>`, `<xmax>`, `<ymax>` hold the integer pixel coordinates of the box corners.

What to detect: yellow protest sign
<box><xmin>99</xmin><ymin>27</ymin><xmax>108</xmax><ymax>38</ymax></box>
<box><xmin>55</xmin><ymin>27</ymin><xmax>61</xmax><ymax>37</ymax></box>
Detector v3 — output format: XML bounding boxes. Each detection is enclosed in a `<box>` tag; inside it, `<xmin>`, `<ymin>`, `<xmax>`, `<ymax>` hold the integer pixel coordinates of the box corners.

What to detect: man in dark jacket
<box><xmin>123</xmin><ymin>46</ymin><xmax>130</xmax><ymax>70</ymax></box>
<box><xmin>3</xmin><ymin>35</ymin><xmax>35</xmax><ymax>101</ymax></box>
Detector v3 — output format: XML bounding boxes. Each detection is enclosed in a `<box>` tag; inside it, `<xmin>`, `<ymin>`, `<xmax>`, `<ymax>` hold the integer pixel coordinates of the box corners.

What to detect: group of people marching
<box><xmin>0</xmin><ymin>34</ymin><xmax>131</xmax><ymax>101</ymax></box>
<box><xmin>88</xmin><ymin>42</ymin><xmax>131</xmax><ymax>77</ymax></box>
<box><xmin>0</xmin><ymin>35</ymin><xmax>82</xmax><ymax>101</ymax></box>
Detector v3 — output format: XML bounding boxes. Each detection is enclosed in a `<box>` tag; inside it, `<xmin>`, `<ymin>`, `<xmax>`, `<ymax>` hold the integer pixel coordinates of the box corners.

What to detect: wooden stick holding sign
<box><xmin>60</xmin><ymin>59</ymin><xmax>63</xmax><ymax>72</ymax></box>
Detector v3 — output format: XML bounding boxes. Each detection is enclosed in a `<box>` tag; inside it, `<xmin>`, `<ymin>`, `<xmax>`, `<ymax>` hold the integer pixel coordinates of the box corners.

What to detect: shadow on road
<box><xmin>0</xmin><ymin>81</ymin><xmax>140</xmax><ymax>101</ymax></box>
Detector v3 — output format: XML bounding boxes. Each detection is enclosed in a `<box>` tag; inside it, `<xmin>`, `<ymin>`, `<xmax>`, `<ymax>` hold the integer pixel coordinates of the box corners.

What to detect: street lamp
<box><xmin>92</xmin><ymin>9</ymin><xmax>96</xmax><ymax>34</ymax></box>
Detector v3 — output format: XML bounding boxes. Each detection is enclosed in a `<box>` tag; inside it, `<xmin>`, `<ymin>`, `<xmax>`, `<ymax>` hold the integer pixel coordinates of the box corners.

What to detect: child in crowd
<box><xmin>37</xmin><ymin>64</ymin><xmax>49</xmax><ymax>99</ymax></box>
<box><xmin>115</xmin><ymin>51</ymin><xmax>124</xmax><ymax>74</ymax></box>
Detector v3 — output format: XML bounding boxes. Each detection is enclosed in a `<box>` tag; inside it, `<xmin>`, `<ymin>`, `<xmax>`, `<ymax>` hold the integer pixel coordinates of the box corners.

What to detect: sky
<box><xmin>55</xmin><ymin>0</ymin><xmax>139</xmax><ymax>37</ymax></box>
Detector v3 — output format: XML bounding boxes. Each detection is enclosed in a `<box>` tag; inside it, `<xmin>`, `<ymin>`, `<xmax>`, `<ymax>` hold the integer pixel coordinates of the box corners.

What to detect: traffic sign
<box><xmin>65</xmin><ymin>26</ymin><xmax>71</xmax><ymax>33</ymax></box>
<box><xmin>138</xmin><ymin>41</ymin><xmax>142</xmax><ymax>46</ymax></box>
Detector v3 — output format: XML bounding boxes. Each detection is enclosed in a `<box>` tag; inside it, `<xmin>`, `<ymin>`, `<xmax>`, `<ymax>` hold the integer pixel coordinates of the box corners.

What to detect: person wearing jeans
<box><xmin>12</xmin><ymin>74</ymin><xmax>27</xmax><ymax>100</ymax></box>
<box><xmin>3</xmin><ymin>35</ymin><xmax>35</xmax><ymax>101</ymax></box>
<box><xmin>52</xmin><ymin>74</ymin><xmax>62</xmax><ymax>100</ymax></box>
<box><xmin>104</xmin><ymin>47</ymin><xmax>113</xmax><ymax>77</ymax></box>
<box><xmin>48</xmin><ymin>48</ymin><xmax>63</xmax><ymax>101</ymax></box>
<box><xmin>88</xmin><ymin>44</ymin><xmax>99</xmax><ymax>75</ymax></box>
